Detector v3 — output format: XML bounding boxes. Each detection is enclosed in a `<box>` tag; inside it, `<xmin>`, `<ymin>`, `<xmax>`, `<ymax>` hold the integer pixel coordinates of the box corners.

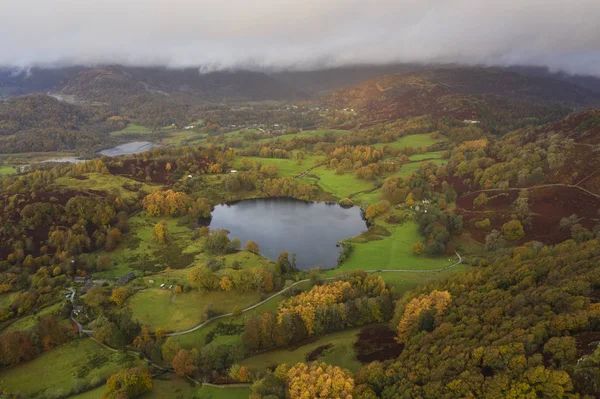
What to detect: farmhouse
<box><xmin>117</xmin><ymin>272</ymin><xmax>136</xmax><ymax>286</ymax></box>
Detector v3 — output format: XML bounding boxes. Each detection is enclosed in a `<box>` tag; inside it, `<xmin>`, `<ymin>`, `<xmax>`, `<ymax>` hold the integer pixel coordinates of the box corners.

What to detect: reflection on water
<box><xmin>98</xmin><ymin>141</ymin><xmax>157</xmax><ymax>157</ymax></box>
<box><xmin>209</xmin><ymin>198</ymin><xmax>367</xmax><ymax>270</ymax></box>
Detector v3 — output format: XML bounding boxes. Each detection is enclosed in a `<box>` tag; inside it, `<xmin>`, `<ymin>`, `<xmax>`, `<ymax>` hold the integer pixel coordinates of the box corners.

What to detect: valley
<box><xmin>0</xmin><ymin>65</ymin><xmax>599</xmax><ymax>399</ymax></box>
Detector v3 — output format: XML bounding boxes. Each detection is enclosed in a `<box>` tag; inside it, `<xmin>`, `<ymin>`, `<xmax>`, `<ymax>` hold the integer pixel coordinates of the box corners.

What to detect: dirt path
<box><xmin>463</xmin><ymin>183</ymin><xmax>600</xmax><ymax>200</ymax></box>
<box><xmin>166</xmin><ymin>251</ymin><xmax>462</xmax><ymax>336</ymax></box>
<box><xmin>69</xmin><ymin>251</ymin><xmax>462</xmax><ymax>392</ymax></box>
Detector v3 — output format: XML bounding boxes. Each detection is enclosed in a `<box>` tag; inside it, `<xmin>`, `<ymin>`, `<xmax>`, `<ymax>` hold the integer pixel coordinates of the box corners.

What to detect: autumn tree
<box><xmin>245</xmin><ymin>240</ymin><xmax>260</xmax><ymax>254</ymax></box>
<box><xmin>412</xmin><ymin>242</ymin><xmax>424</xmax><ymax>255</ymax></box>
<box><xmin>172</xmin><ymin>349</ymin><xmax>197</xmax><ymax>377</ymax></box>
<box><xmin>286</xmin><ymin>362</ymin><xmax>355</xmax><ymax>399</ymax></box>
<box><xmin>105</xmin><ymin>228</ymin><xmax>121</xmax><ymax>252</ymax></box>
<box><xmin>394</xmin><ymin>290</ymin><xmax>452</xmax><ymax>343</ymax></box>
<box><xmin>152</xmin><ymin>221</ymin><xmax>168</xmax><ymax>243</ymax></box>
<box><xmin>103</xmin><ymin>367</ymin><xmax>152</xmax><ymax>399</ymax></box>
<box><xmin>110</xmin><ymin>287</ymin><xmax>128</xmax><ymax>307</ymax></box>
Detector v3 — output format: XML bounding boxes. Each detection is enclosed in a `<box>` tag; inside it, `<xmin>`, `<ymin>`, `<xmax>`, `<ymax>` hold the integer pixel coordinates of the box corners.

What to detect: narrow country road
<box><xmin>166</xmin><ymin>251</ymin><xmax>462</xmax><ymax>336</ymax></box>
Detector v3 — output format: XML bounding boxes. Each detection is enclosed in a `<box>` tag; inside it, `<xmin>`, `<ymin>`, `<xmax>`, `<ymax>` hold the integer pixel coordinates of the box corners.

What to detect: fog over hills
<box><xmin>1</xmin><ymin>0</ymin><xmax>600</xmax><ymax>77</ymax></box>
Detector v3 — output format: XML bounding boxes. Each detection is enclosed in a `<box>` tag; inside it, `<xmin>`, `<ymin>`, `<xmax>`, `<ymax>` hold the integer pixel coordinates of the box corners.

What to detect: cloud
<box><xmin>2</xmin><ymin>0</ymin><xmax>600</xmax><ymax>75</ymax></box>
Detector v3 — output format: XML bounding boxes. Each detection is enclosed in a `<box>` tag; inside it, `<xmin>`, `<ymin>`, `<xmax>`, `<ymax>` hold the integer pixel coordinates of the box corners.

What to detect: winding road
<box><xmin>166</xmin><ymin>250</ymin><xmax>462</xmax><ymax>336</ymax></box>
<box><xmin>69</xmin><ymin>252</ymin><xmax>462</xmax><ymax>338</ymax></box>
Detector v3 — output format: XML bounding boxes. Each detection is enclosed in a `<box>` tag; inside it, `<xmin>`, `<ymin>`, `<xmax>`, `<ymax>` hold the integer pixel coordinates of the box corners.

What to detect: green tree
<box><xmin>502</xmin><ymin>220</ymin><xmax>525</xmax><ymax>241</ymax></box>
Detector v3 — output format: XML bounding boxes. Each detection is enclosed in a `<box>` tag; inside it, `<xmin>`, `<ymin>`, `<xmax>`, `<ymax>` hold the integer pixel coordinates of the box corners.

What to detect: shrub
<box><xmin>475</xmin><ymin>218</ymin><xmax>491</xmax><ymax>229</ymax></box>
<box><xmin>502</xmin><ymin>220</ymin><xmax>525</xmax><ymax>241</ymax></box>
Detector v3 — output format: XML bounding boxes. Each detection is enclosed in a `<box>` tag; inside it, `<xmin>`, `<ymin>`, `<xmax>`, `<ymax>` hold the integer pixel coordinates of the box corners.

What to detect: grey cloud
<box><xmin>1</xmin><ymin>0</ymin><xmax>599</xmax><ymax>75</ymax></box>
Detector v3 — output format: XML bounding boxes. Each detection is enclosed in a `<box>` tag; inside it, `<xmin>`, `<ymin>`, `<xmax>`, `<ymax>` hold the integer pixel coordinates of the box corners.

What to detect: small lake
<box><xmin>209</xmin><ymin>198</ymin><xmax>367</xmax><ymax>270</ymax></box>
<box><xmin>98</xmin><ymin>141</ymin><xmax>157</xmax><ymax>157</ymax></box>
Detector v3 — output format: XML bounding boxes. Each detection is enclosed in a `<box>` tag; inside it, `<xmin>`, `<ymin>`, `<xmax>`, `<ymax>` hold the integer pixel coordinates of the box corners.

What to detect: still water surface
<box><xmin>209</xmin><ymin>198</ymin><xmax>367</xmax><ymax>270</ymax></box>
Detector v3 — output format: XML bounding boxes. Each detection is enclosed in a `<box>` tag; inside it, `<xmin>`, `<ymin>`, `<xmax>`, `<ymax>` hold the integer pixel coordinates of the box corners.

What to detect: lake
<box><xmin>98</xmin><ymin>141</ymin><xmax>157</xmax><ymax>157</ymax></box>
<box><xmin>209</xmin><ymin>198</ymin><xmax>367</xmax><ymax>270</ymax></box>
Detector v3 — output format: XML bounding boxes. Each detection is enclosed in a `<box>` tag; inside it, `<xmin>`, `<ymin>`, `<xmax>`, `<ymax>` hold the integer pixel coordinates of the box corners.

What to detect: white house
<box><xmin>230</xmin><ymin>170</ymin><xmax>238</xmax><ymax>173</ymax></box>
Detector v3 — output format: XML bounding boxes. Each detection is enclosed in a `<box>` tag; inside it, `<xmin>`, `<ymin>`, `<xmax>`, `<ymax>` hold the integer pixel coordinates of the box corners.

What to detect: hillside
<box><xmin>54</xmin><ymin>66</ymin><xmax>307</xmax><ymax>104</ymax></box>
<box><xmin>322</xmin><ymin>67</ymin><xmax>600</xmax><ymax>132</ymax></box>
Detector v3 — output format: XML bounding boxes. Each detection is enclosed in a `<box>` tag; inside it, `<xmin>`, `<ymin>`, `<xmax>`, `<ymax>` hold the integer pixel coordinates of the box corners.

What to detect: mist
<box><xmin>2</xmin><ymin>0</ymin><xmax>599</xmax><ymax>76</ymax></box>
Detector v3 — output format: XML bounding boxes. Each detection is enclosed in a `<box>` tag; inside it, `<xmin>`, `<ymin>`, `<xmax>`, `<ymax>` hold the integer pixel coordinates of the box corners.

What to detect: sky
<box><xmin>2</xmin><ymin>0</ymin><xmax>600</xmax><ymax>76</ymax></box>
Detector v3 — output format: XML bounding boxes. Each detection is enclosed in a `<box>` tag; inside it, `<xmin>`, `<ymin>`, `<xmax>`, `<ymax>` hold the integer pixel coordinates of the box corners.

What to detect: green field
<box><xmin>4</xmin><ymin>301</ymin><xmax>65</xmax><ymax>332</ymax></box>
<box><xmin>0</xmin><ymin>165</ymin><xmax>17</xmax><ymax>175</ymax></box>
<box><xmin>372</xmin><ymin>265</ymin><xmax>468</xmax><ymax>296</ymax></box>
<box><xmin>110</xmin><ymin>123</ymin><xmax>152</xmax><ymax>136</ymax></box>
<box><xmin>408</xmin><ymin>151</ymin><xmax>444</xmax><ymax>161</ymax></box>
<box><xmin>311</xmin><ymin>166</ymin><xmax>374</xmax><ymax>199</ymax></box>
<box><xmin>161</xmin><ymin>130</ymin><xmax>205</xmax><ymax>146</ymax></box>
<box><xmin>373</xmin><ymin>133</ymin><xmax>445</xmax><ymax>150</ymax></box>
<box><xmin>234</xmin><ymin>155</ymin><xmax>325</xmax><ymax>178</ymax></box>
<box><xmin>328</xmin><ymin>222</ymin><xmax>451</xmax><ymax>275</ymax></box>
<box><xmin>72</xmin><ymin>376</ymin><xmax>250</xmax><ymax>399</ymax></box>
<box><xmin>241</xmin><ymin>327</ymin><xmax>363</xmax><ymax>373</ymax></box>
<box><xmin>393</xmin><ymin>159</ymin><xmax>446</xmax><ymax>179</ymax></box>
<box><xmin>173</xmin><ymin>280</ymin><xmax>313</xmax><ymax>350</ymax></box>
<box><xmin>55</xmin><ymin>173</ymin><xmax>161</xmax><ymax>200</ymax></box>
<box><xmin>128</xmin><ymin>288</ymin><xmax>262</xmax><ymax>331</ymax></box>
<box><xmin>0</xmin><ymin>338</ymin><xmax>142</xmax><ymax>398</ymax></box>
<box><xmin>264</xmin><ymin>129</ymin><xmax>352</xmax><ymax>142</ymax></box>
<box><xmin>92</xmin><ymin>213</ymin><xmax>197</xmax><ymax>279</ymax></box>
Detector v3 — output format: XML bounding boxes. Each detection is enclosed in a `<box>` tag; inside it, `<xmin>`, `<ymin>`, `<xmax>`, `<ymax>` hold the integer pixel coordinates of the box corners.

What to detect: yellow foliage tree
<box><xmin>219</xmin><ymin>276</ymin><xmax>233</xmax><ymax>292</ymax></box>
<box><xmin>396</xmin><ymin>290</ymin><xmax>452</xmax><ymax>343</ymax></box>
<box><xmin>109</xmin><ymin>287</ymin><xmax>128</xmax><ymax>307</ymax></box>
<box><xmin>286</xmin><ymin>362</ymin><xmax>354</xmax><ymax>399</ymax></box>
<box><xmin>153</xmin><ymin>221</ymin><xmax>168</xmax><ymax>243</ymax></box>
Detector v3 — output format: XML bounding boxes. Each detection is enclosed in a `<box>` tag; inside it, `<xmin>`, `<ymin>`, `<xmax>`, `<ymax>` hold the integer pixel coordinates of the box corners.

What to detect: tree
<box><xmin>220</xmin><ymin>276</ymin><xmax>233</xmax><ymax>292</ymax></box>
<box><xmin>395</xmin><ymin>290</ymin><xmax>452</xmax><ymax>343</ymax></box>
<box><xmin>473</xmin><ymin>193</ymin><xmax>489</xmax><ymax>208</ymax></box>
<box><xmin>204</xmin><ymin>229</ymin><xmax>230</xmax><ymax>254</ymax></box>
<box><xmin>412</xmin><ymin>242</ymin><xmax>424</xmax><ymax>255</ymax></box>
<box><xmin>152</xmin><ymin>221</ymin><xmax>168</xmax><ymax>243</ymax></box>
<box><xmin>161</xmin><ymin>337</ymin><xmax>181</xmax><ymax>363</ymax></box>
<box><xmin>229</xmin><ymin>237</ymin><xmax>242</xmax><ymax>252</ymax></box>
<box><xmin>502</xmin><ymin>220</ymin><xmax>525</xmax><ymax>241</ymax></box>
<box><xmin>110</xmin><ymin>287</ymin><xmax>128</xmax><ymax>307</ymax></box>
<box><xmin>286</xmin><ymin>362</ymin><xmax>355</xmax><ymax>399</ymax></box>
<box><xmin>155</xmin><ymin>328</ymin><xmax>166</xmax><ymax>339</ymax></box>
<box><xmin>84</xmin><ymin>286</ymin><xmax>106</xmax><ymax>309</ymax></box>
<box><xmin>172</xmin><ymin>349</ymin><xmax>197</xmax><ymax>377</ymax></box>
<box><xmin>544</xmin><ymin>336</ymin><xmax>578</xmax><ymax>367</ymax></box>
<box><xmin>103</xmin><ymin>367</ymin><xmax>152</xmax><ymax>399</ymax></box>
<box><xmin>485</xmin><ymin>229</ymin><xmax>505</xmax><ymax>251</ymax></box>
<box><xmin>105</xmin><ymin>228</ymin><xmax>121</xmax><ymax>251</ymax></box>
<box><xmin>245</xmin><ymin>240</ymin><xmax>260</xmax><ymax>254</ymax></box>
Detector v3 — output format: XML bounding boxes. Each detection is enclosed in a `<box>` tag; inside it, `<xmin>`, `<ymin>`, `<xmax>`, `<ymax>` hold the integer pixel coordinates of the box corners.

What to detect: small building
<box><xmin>160</xmin><ymin>283</ymin><xmax>166</xmax><ymax>288</ymax></box>
<box><xmin>148</xmin><ymin>279</ymin><xmax>155</xmax><ymax>284</ymax></box>
<box><xmin>73</xmin><ymin>305</ymin><xmax>83</xmax><ymax>315</ymax></box>
<box><xmin>81</xmin><ymin>280</ymin><xmax>94</xmax><ymax>294</ymax></box>
<box><xmin>74</xmin><ymin>277</ymin><xmax>86</xmax><ymax>284</ymax></box>
<box><xmin>230</xmin><ymin>169</ymin><xmax>237</xmax><ymax>173</ymax></box>
<box><xmin>116</xmin><ymin>272</ymin><xmax>136</xmax><ymax>286</ymax></box>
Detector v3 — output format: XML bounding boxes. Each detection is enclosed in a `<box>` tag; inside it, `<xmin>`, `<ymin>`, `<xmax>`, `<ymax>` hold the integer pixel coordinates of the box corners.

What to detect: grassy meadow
<box><xmin>128</xmin><ymin>288</ymin><xmax>262</xmax><ymax>331</ymax></box>
<box><xmin>241</xmin><ymin>327</ymin><xmax>364</xmax><ymax>373</ymax></box>
<box><xmin>0</xmin><ymin>338</ymin><xmax>142</xmax><ymax>398</ymax></box>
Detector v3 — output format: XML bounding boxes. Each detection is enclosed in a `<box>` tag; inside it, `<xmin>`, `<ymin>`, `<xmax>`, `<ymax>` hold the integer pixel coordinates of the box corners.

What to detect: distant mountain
<box><xmin>506</xmin><ymin>65</ymin><xmax>600</xmax><ymax>94</ymax></box>
<box><xmin>53</xmin><ymin>66</ymin><xmax>308</xmax><ymax>104</ymax></box>
<box><xmin>271</xmin><ymin>64</ymin><xmax>423</xmax><ymax>96</ymax></box>
<box><xmin>0</xmin><ymin>66</ymin><xmax>85</xmax><ymax>98</ymax></box>
<box><xmin>320</xmin><ymin>67</ymin><xmax>600</xmax><ymax>131</ymax></box>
